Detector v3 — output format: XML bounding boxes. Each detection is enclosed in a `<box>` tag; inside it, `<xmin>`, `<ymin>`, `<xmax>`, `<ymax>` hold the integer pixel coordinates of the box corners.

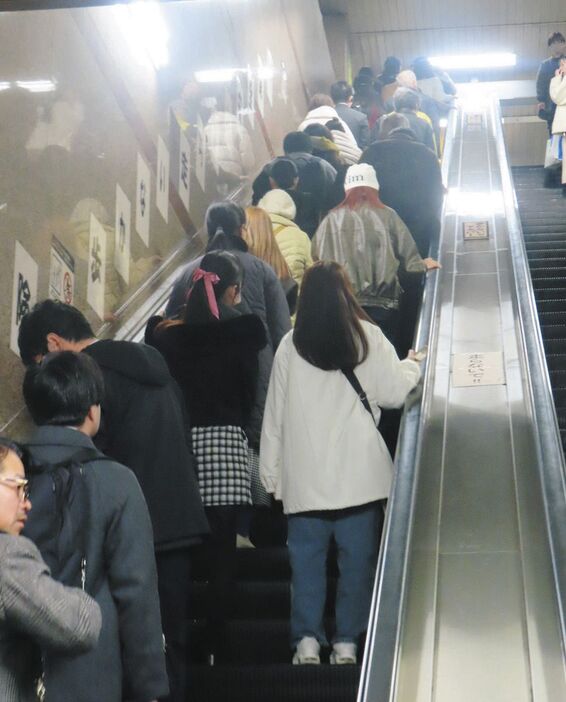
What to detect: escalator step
<box><xmin>530</xmin><ymin>268</ymin><xmax>566</xmax><ymax>279</ymax></box>
<box><xmin>543</xmin><ymin>339</ymin><xmax>566</xmax><ymax>354</ymax></box>
<box><xmin>550</xmin><ymin>370</ymin><xmax>566</xmax><ymax>388</ymax></box>
<box><xmin>525</xmin><ymin>241</ymin><xmax>566</xmax><ymax>252</ymax></box>
<box><xmin>544</xmin><ymin>354</ymin><xmax>566</xmax><ymax>371</ymax></box>
<box><xmin>534</xmin><ymin>289</ymin><xmax>566</xmax><ymax>301</ymax></box>
<box><xmin>536</xmin><ymin>300</ymin><xmax>566</xmax><ymax>313</ymax></box>
<box><xmin>187</xmin><ymin>664</ymin><xmax>360</xmax><ymax>702</ymax></box>
<box><xmin>540</xmin><ymin>325</ymin><xmax>566</xmax><ymax>340</ymax></box>
<box><xmin>540</xmin><ymin>311</ymin><xmax>566</xmax><ymax>325</ymax></box>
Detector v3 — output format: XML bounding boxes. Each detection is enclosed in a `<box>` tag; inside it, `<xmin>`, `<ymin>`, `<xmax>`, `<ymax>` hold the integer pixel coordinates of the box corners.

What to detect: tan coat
<box><xmin>550</xmin><ymin>74</ymin><xmax>566</xmax><ymax>134</ymax></box>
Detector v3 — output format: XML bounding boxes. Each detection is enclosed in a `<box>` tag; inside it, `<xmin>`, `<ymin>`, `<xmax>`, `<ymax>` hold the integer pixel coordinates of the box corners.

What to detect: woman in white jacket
<box><xmin>550</xmin><ymin>57</ymin><xmax>566</xmax><ymax>194</ymax></box>
<box><xmin>260</xmin><ymin>261</ymin><xmax>420</xmax><ymax>666</ymax></box>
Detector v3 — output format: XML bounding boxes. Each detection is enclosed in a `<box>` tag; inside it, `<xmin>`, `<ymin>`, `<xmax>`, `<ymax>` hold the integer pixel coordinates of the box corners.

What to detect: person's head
<box><xmin>205</xmin><ymin>201</ymin><xmax>246</xmax><ymax>241</ymax></box>
<box><xmin>303</xmin><ymin>123</ymin><xmax>334</xmax><ymax>140</ymax></box>
<box><xmin>377</xmin><ymin>112</ymin><xmax>410</xmax><ymax>139</ymax></box>
<box><xmin>396</xmin><ymin>69</ymin><xmax>418</xmax><ymax>90</ymax></box>
<box><xmin>325</xmin><ymin>118</ymin><xmax>345</xmax><ymax>133</ymax></box>
<box><xmin>18</xmin><ymin>300</ymin><xmax>95</xmax><ymax>367</ymax></box>
<box><xmin>340</xmin><ymin>163</ymin><xmax>383</xmax><ymax>209</ymax></box>
<box><xmin>183</xmin><ymin>251</ymin><xmax>244</xmax><ymax>323</ymax></box>
<box><xmin>393</xmin><ymin>87</ymin><xmax>420</xmax><ymax>113</ymax></box>
<box><xmin>283</xmin><ymin>131</ymin><xmax>313</xmax><ymax>155</ymax></box>
<box><xmin>357</xmin><ymin>66</ymin><xmax>375</xmax><ymax>81</ymax></box>
<box><xmin>330</xmin><ymin>81</ymin><xmax>353</xmax><ymax>105</ymax></box>
<box><xmin>269</xmin><ymin>158</ymin><xmax>299</xmax><ymax>191</ymax></box>
<box><xmin>293</xmin><ymin>261</ymin><xmax>370</xmax><ymax>371</ymax></box>
<box><xmin>303</xmin><ymin>123</ymin><xmax>341</xmax><ymax>165</ymax></box>
<box><xmin>23</xmin><ymin>351</ymin><xmax>104</xmax><ymax>438</ymax></box>
<box><xmin>548</xmin><ymin>32</ymin><xmax>566</xmax><ymax>58</ymax></box>
<box><xmin>382</xmin><ymin>56</ymin><xmax>401</xmax><ymax>77</ymax></box>
<box><xmin>243</xmin><ymin>207</ymin><xmax>291</xmax><ymax>281</ymax></box>
<box><xmin>308</xmin><ymin>93</ymin><xmax>334</xmax><ymax>110</ymax></box>
<box><xmin>258</xmin><ymin>188</ymin><xmax>297</xmax><ymax>222</ymax></box>
<box><xmin>411</xmin><ymin>57</ymin><xmax>435</xmax><ymax>80</ymax></box>
<box><xmin>0</xmin><ymin>439</ymin><xmax>31</xmax><ymax>535</ymax></box>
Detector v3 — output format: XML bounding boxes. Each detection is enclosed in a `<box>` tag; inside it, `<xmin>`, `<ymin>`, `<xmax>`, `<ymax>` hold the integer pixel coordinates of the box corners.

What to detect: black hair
<box><xmin>303</xmin><ymin>123</ymin><xmax>334</xmax><ymax>140</ymax></box>
<box><xmin>330</xmin><ymin>80</ymin><xmax>353</xmax><ymax>103</ymax></box>
<box><xmin>393</xmin><ymin>87</ymin><xmax>420</xmax><ymax>112</ymax></box>
<box><xmin>283</xmin><ymin>131</ymin><xmax>313</xmax><ymax>155</ymax></box>
<box><xmin>377</xmin><ymin>112</ymin><xmax>410</xmax><ymax>139</ymax></box>
<box><xmin>548</xmin><ymin>32</ymin><xmax>566</xmax><ymax>46</ymax></box>
<box><xmin>23</xmin><ymin>351</ymin><xmax>105</xmax><ymax>428</ymax></box>
<box><xmin>325</xmin><ymin>118</ymin><xmax>345</xmax><ymax>133</ymax></box>
<box><xmin>293</xmin><ymin>261</ymin><xmax>369</xmax><ymax>371</ymax></box>
<box><xmin>411</xmin><ymin>57</ymin><xmax>435</xmax><ymax>80</ymax></box>
<box><xmin>382</xmin><ymin>56</ymin><xmax>401</xmax><ymax>77</ymax></box>
<box><xmin>357</xmin><ymin>66</ymin><xmax>375</xmax><ymax>80</ymax></box>
<box><xmin>269</xmin><ymin>158</ymin><xmax>299</xmax><ymax>189</ymax></box>
<box><xmin>18</xmin><ymin>300</ymin><xmax>95</xmax><ymax>367</ymax></box>
<box><xmin>0</xmin><ymin>438</ymin><xmax>24</xmax><ymax>473</ymax></box>
<box><xmin>184</xmin><ymin>251</ymin><xmax>244</xmax><ymax>325</ymax></box>
<box><xmin>205</xmin><ymin>201</ymin><xmax>246</xmax><ymax>240</ymax></box>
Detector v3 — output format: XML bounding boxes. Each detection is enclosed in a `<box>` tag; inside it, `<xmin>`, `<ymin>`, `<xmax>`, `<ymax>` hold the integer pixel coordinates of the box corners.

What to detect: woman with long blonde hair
<box><xmin>244</xmin><ymin>206</ymin><xmax>297</xmax><ymax>313</ymax></box>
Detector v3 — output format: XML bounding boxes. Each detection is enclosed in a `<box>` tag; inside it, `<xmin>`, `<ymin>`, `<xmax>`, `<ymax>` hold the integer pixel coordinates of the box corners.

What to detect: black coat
<box><xmin>146</xmin><ymin>313</ymin><xmax>267</xmax><ymax>430</ymax></box>
<box><xmin>83</xmin><ymin>339</ymin><xmax>209</xmax><ymax>551</ymax></box>
<box><xmin>361</xmin><ymin>128</ymin><xmax>444</xmax><ymax>257</ymax></box>
<box><xmin>23</xmin><ymin>427</ymin><xmax>168</xmax><ymax>702</ymax></box>
<box><xmin>334</xmin><ymin>102</ymin><xmax>370</xmax><ymax>149</ymax></box>
<box><xmin>165</xmin><ymin>236</ymin><xmax>290</xmax><ymax>447</ymax></box>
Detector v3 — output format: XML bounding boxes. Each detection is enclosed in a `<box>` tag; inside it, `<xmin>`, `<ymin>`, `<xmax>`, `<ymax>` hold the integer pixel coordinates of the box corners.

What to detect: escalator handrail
<box><xmin>357</xmin><ymin>109</ymin><xmax>458</xmax><ymax>702</ymax></box>
<box><xmin>491</xmin><ymin>96</ymin><xmax>566</xmax><ymax>650</ymax></box>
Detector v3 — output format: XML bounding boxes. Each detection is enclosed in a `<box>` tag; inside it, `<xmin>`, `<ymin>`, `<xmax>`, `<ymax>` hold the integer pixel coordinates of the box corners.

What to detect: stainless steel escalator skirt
<box><xmin>359</xmin><ymin>95</ymin><xmax>566</xmax><ymax>702</ymax></box>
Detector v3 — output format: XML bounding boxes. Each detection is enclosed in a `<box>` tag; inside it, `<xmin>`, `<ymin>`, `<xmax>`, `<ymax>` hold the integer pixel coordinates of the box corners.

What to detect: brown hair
<box><xmin>243</xmin><ymin>207</ymin><xmax>292</xmax><ymax>281</ymax></box>
<box><xmin>308</xmin><ymin>93</ymin><xmax>334</xmax><ymax>110</ymax></box>
<box><xmin>293</xmin><ymin>261</ymin><xmax>370</xmax><ymax>370</ymax></box>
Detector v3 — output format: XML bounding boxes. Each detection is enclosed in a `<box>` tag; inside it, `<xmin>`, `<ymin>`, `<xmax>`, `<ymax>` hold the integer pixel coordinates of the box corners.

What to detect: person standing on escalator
<box><xmin>549</xmin><ymin>56</ymin><xmax>566</xmax><ymax>197</ymax></box>
<box><xmin>260</xmin><ymin>261</ymin><xmax>421</xmax><ymax>666</ymax></box>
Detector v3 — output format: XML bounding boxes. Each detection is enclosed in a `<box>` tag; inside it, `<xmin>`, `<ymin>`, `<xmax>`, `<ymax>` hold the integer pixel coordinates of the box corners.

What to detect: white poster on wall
<box><xmin>256</xmin><ymin>54</ymin><xmax>265</xmax><ymax>117</ymax></box>
<box><xmin>49</xmin><ymin>236</ymin><xmax>75</xmax><ymax>305</ymax></box>
<box><xmin>280</xmin><ymin>60</ymin><xmax>288</xmax><ymax>104</ymax></box>
<box><xmin>178</xmin><ymin>129</ymin><xmax>191</xmax><ymax>211</ymax></box>
<box><xmin>10</xmin><ymin>241</ymin><xmax>38</xmax><ymax>356</ymax></box>
<box><xmin>87</xmin><ymin>213</ymin><xmax>107</xmax><ymax>320</ymax></box>
<box><xmin>114</xmin><ymin>184</ymin><xmax>131</xmax><ymax>285</ymax></box>
<box><xmin>265</xmin><ymin>49</ymin><xmax>274</xmax><ymax>106</ymax></box>
<box><xmin>135</xmin><ymin>153</ymin><xmax>151</xmax><ymax>246</ymax></box>
<box><xmin>195</xmin><ymin>115</ymin><xmax>206</xmax><ymax>192</ymax></box>
<box><xmin>156</xmin><ymin>136</ymin><xmax>169</xmax><ymax>223</ymax></box>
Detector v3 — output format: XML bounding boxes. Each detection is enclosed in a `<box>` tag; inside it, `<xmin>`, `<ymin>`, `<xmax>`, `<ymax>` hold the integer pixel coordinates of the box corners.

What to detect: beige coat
<box><xmin>550</xmin><ymin>74</ymin><xmax>566</xmax><ymax>134</ymax></box>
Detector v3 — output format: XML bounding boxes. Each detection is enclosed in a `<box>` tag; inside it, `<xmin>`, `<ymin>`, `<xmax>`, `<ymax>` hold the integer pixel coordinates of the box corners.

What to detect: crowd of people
<box><xmin>1</xmin><ymin>62</ymin><xmax>450</xmax><ymax>701</ymax></box>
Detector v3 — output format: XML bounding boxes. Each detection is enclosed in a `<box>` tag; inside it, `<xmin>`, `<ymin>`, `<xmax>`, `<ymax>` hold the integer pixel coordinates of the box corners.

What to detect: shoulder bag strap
<box><xmin>342</xmin><ymin>368</ymin><xmax>378</xmax><ymax>427</ymax></box>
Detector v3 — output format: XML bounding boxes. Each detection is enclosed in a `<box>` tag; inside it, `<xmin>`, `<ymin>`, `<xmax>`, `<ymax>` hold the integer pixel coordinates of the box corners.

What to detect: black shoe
<box><xmin>562</xmin><ymin>185</ymin><xmax>566</xmax><ymax>197</ymax></box>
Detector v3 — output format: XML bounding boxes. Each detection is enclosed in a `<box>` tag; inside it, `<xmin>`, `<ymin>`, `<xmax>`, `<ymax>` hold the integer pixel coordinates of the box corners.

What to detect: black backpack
<box><xmin>23</xmin><ymin>448</ymin><xmax>103</xmax><ymax>592</ymax></box>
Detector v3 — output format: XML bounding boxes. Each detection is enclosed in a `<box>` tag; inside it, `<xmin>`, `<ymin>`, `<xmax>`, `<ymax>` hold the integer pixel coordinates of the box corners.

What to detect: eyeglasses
<box><xmin>0</xmin><ymin>476</ymin><xmax>30</xmax><ymax>501</ymax></box>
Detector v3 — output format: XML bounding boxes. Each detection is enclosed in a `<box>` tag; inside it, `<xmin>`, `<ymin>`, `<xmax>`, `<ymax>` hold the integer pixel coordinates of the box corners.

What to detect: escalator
<box><xmin>513</xmin><ymin>167</ymin><xmax>566</xmax><ymax>451</ymax></box>
<box><xmin>358</xmin><ymin>98</ymin><xmax>566</xmax><ymax>702</ymax></box>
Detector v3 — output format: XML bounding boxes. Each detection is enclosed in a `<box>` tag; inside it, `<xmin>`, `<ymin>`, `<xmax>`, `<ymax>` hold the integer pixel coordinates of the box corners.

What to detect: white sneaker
<box><xmin>330</xmin><ymin>642</ymin><xmax>357</xmax><ymax>665</ymax></box>
<box><xmin>292</xmin><ymin>636</ymin><xmax>321</xmax><ymax>664</ymax></box>
<box><xmin>236</xmin><ymin>534</ymin><xmax>255</xmax><ymax>549</ymax></box>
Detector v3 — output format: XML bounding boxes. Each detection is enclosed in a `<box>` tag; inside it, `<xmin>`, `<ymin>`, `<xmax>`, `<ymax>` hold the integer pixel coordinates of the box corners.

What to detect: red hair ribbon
<box><xmin>188</xmin><ymin>268</ymin><xmax>221</xmax><ymax>319</ymax></box>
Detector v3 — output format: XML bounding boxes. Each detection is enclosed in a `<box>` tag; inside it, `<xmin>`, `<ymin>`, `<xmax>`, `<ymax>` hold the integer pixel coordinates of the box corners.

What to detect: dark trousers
<box><xmin>203</xmin><ymin>505</ymin><xmax>240</xmax><ymax>659</ymax></box>
<box><xmin>156</xmin><ymin>548</ymin><xmax>192</xmax><ymax>702</ymax></box>
<box><xmin>362</xmin><ymin>306</ymin><xmax>399</xmax><ymax>349</ymax></box>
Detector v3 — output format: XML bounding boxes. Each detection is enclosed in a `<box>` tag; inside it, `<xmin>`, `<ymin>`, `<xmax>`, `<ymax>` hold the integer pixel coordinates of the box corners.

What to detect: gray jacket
<box><xmin>334</xmin><ymin>102</ymin><xmax>370</xmax><ymax>149</ymax></box>
<box><xmin>312</xmin><ymin>205</ymin><xmax>426</xmax><ymax>309</ymax></box>
<box><xmin>0</xmin><ymin>534</ymin><xmax>100</xmax><ymax>702</ymax></box>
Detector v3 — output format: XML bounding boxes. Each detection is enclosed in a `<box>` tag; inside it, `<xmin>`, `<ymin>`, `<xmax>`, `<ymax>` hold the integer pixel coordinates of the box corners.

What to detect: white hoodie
<box><xmin>298</xmin><ymin>106</ymin><xmax>360</xmax><ymax>163</ymax></box>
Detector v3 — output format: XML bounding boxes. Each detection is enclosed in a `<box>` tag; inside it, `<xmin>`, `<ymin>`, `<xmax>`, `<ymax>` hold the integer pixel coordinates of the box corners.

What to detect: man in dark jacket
<box><xmin>375</xmin><ymin>87</ymin><xmax>436</xmax><ymax>154</ymax></box>
<box><xmin>536</xmin><ymin>31</ymin><xmax>566</xmax><ymax>134</ymax></box>
<box><xmin>252</xmin><ymin>131</ymin><xmax>337</xmax><ymax>236</ymax></box>
<box><xmin>331</xmin><ymin>80</ymin><xmax>370</xmax><ymax>148</ymax></box>
<box><xmin>22</xmin><ymin>351</ymin><xmax>168</xmax><ymax>702</ymax></box>
<box><xmin>18</xmin><ymin>300</ymin><xmax>209</xmax><ymax>702</ymax></box>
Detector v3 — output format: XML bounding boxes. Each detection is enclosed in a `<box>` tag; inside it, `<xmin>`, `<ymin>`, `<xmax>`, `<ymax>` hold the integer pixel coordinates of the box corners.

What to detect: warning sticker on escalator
<box><xmin>452</xmin><ymin>351</ymin><xmax>506</xmax><ymax>387</ymax></box>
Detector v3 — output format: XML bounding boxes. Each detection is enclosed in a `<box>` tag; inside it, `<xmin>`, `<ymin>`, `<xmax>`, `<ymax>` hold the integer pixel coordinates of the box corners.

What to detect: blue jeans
<box><xmin>287</xmin><ymin>502</ymin><xmax>383</xmax><ymax>646</ymax></box>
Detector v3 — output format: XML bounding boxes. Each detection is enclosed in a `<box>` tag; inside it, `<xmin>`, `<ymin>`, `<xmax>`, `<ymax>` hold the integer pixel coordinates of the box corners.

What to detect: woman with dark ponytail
<box><xmin>166</xmin><ymin>201</ymin><xmax>291</xmax><ymax>481</ymax></box>
<box><xmin>147</xmin><ymin>251</ymin><xmax>266</xmax><ymax>662</ymax></box>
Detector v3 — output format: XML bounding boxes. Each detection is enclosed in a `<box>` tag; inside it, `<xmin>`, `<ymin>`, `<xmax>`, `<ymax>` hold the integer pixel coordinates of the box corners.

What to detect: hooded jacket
<box><xmin>312</xmin><ymin>204</ymin><xmax>426</xmax><ymax>309</ymax></box>
<box><xmin>165</xmin><ymin>236</ymin><xmax>291</xmax><ymax>447</ymax></box>
<box><xmin>146</xmin><ymin>313</ymin><xmax>267</xmax><ymax>430</ymax></box>
<box><xmin>83</xmin><ymin>340</ymin><xmax>209</xmax><ymax>550</ymax></box>
<box><xmin>361</xmin><ymin>128</ymin><xmax>444</xmax><ymax>256</ymax></box>
<box><xmin>205</xmin><ymin>111</ymin><xmax>255</xmax><ymax>180</ymax></box>
<box><xmin>23</xmin><ymin>427</ymin><xmax>168</xmax><ymax>702</ymax></box>
<box><xmin>258</xmin><ymin>189</ymin><xmax>313</xmax><ymax>287</ymax></box>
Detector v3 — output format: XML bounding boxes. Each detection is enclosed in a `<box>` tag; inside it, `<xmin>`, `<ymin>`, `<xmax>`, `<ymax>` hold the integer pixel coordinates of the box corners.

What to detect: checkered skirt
<box><xmin>191</xmin><ymin>425</ymin><xmax>252</xmax><ymax>506</ymax></box>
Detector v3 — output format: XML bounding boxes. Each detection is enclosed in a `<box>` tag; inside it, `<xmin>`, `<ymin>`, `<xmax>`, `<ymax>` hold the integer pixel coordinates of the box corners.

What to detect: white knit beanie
<box><xmin>344</xmin><ymin>163</ymin><xmax>380</xmax><ymax>192</ymax></box>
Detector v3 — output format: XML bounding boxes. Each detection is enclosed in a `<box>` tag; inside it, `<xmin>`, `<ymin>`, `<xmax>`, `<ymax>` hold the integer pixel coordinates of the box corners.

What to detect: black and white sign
<box><xmin>114</xmin><ymin>184</ymin><xmax>131</xmax><ymax>284</ymax></box>
<box><xmin>195</xmin><ymin>115</ymin><xmax>206</xmax><ymax>191</ymax></box>
<box><xmin>49</xmin><ymin>236</ymin><xmax>75</xmax><ymax>305</ymax></box>
<box><xmin>179</xmin><ymin>130</ymin><xmax>191</xmax><ymax>210</ymax></box>
<box><xmin>136</xmin><ymin>153</ymin><xmax>151</xmax><ymax>246</ymax></box>
<box><xmin>10</xmin><ymin>242</ymin><xmax>39</xmax><ymax>356</ymax></box>
<box><xmin>156</xmin><ymin>136</ymin><xmax>170</xmax><ymax>223</ymax></box>
<box><xmin>87</xmin><ymin>214</ymin><xmax>107</xmax><ymax>319</ymax></box>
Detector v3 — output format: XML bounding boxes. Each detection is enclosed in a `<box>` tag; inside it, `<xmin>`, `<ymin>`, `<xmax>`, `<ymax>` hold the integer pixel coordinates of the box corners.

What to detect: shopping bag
<box><xmin>545</xmin><ymin>137</ymin><xmax>561</xmax><ymax>168</ymax></box>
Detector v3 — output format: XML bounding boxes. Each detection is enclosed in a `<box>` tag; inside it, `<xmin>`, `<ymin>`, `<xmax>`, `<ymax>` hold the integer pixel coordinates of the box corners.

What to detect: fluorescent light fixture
<box><xmin>114</xmin><ymin>1</ymin><xmax>169</xmax><ymax>70</ymax></box>
<box><xmin>439</xmin><ymin>118</ymin><xmax>448</xmax><ymax>128</ymax></box>
<box><xmin>15</xmin><ymin>79</ymin><xmax>57</xmax><ymax>93</ymax></box>
<box><xmin>0</xmin><ymin>81</ymin><xmax>10</xmax><ymax>91</ymax></box>
<box><xmin>195</xmin><ymin>68</ymin><xmax>244</xmax><ymax>83</ymax></box>
<box><xmin>446</xmin><ymin>188</ymin><xmax>504</xmax><ymax>217</ymax></box>
<box><xmin>429</xmin><ymin>53</ymin><xmax>517</xmax><ymax>70</ymax></box>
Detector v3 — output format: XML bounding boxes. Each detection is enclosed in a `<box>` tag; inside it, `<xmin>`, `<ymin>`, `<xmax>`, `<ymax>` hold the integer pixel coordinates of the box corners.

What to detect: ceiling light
<box><xmin>15</xmin><ymin>79</ymin><xmax>57</xmax><ymax>93</ymax></box>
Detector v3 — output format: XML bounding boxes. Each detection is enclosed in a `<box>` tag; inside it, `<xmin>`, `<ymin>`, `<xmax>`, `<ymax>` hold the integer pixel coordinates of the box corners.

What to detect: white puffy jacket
<box><xmin>205</xmin><ymin>111</ymin><xmax>255</xmax><ymax>178</ymax></box>
<box><xmin>260</xmin><ymin>322</ymin><xmax>420</xmax><ymax>513</ymax></box>
<box><xmin>299</xmin><ymin>106</ymin><xmax>360</xmax><ymax>163</ymax></box>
